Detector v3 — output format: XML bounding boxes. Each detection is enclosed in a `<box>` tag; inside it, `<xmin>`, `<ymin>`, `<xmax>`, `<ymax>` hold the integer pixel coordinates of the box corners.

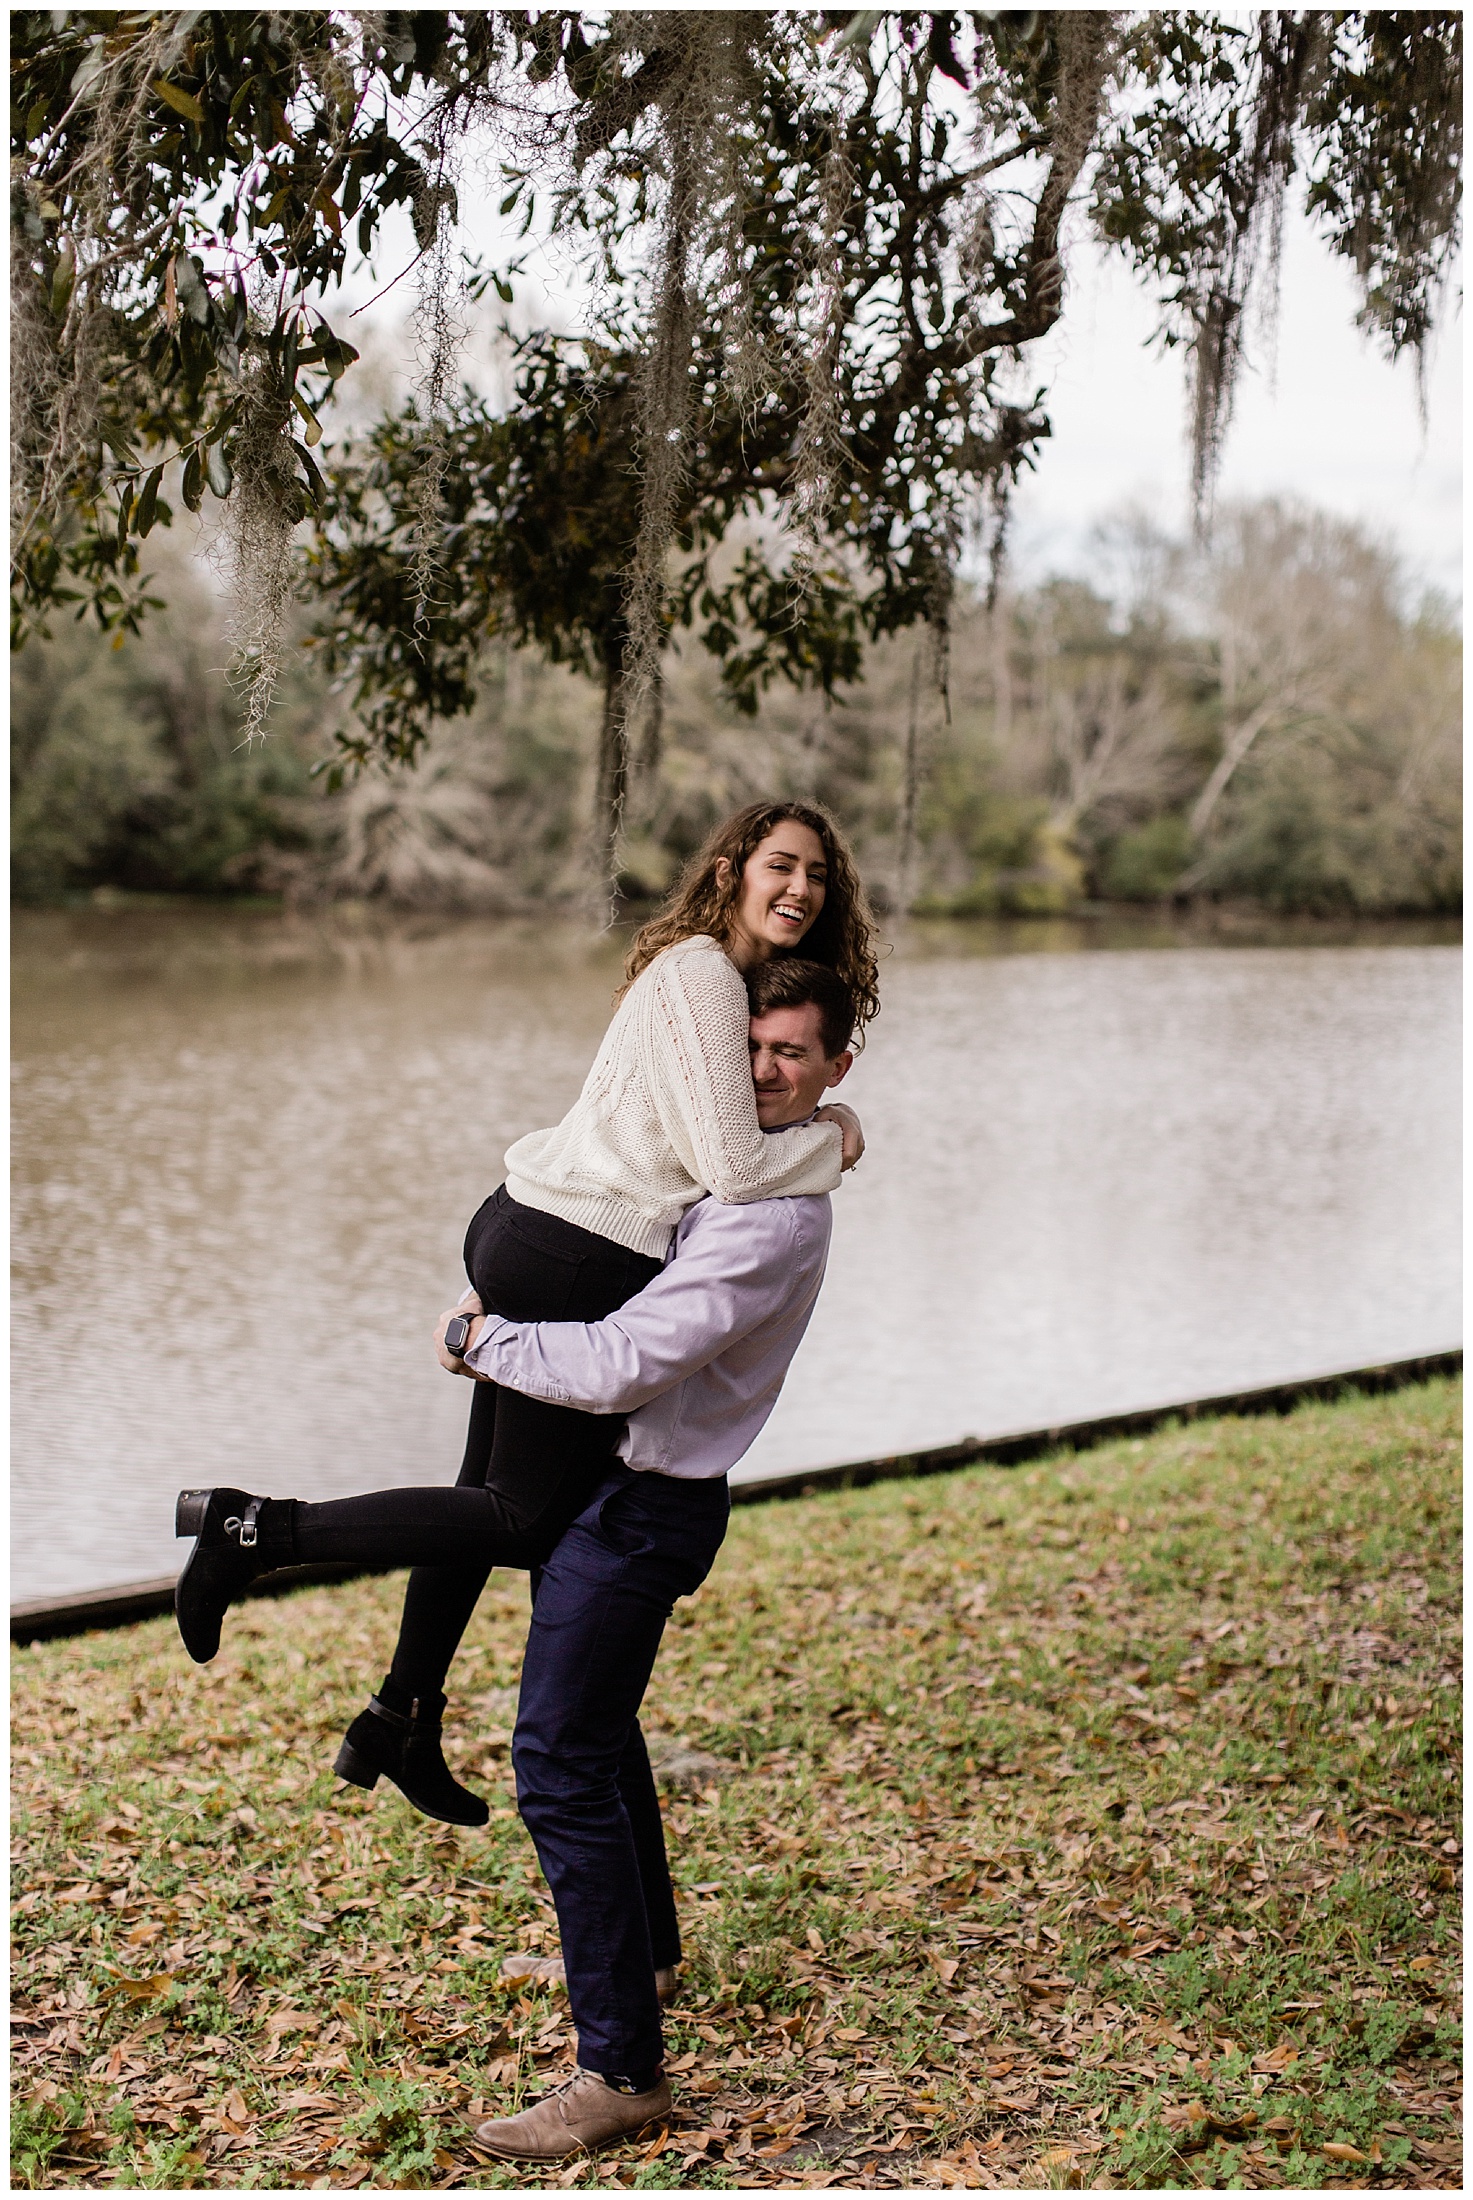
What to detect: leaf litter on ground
<box><xmin>11</xmin><ymin>1379</ymin><xmax>1462</xmax><ymax>2189</ymax></box>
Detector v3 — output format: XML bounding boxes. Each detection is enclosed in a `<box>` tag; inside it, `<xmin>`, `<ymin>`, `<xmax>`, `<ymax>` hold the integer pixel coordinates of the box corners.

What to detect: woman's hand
<box><xmin>435</xmin><ymin>1291</ymin><xmax>488</xmax><ymax>1377</ymax></box>
<box><xmin>815</xmin><ymin>1101</ymin><xmax>864</xmax><ymax>1171</ymax></box>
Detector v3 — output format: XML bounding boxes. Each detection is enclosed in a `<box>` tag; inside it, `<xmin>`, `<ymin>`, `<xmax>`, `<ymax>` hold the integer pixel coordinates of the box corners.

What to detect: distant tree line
<box><xmin>11</xmin><ymin>497</ymin><xmax>1460</xmax><ymax>918</ymax></box>
<box><xmin>11</xmin><ymin>11</ymin><xmax>1461</xmax><ymax>892</ymax></box>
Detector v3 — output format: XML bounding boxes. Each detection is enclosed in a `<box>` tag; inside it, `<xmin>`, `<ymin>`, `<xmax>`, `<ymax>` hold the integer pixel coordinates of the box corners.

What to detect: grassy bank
<box><xmin>11</xmin><ymin>1381</ymin><xmax>1461</xmax><ymax>2191</ymax></box>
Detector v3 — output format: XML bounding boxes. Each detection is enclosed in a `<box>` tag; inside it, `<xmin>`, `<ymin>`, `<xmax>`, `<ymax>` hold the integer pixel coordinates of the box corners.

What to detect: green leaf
<box><xmin>293</xmin><ymin>442</ymin><xmax>327</xmax><ymax>510</ymax></box>
<box><xmin>321</xmin><ymin>328</ymin><xmax>360</xmax><ymax>380</ymax></box>
<box><xmin>205</xmin><ymin>441</ymin><xmax>233</xmax><ymax>499</ymax></box>
<box><xmin>174</xmin><ymin>254</ymin><xmax>211</xmax><ymax>326</ymax></box>
<box><xmin>135</xmin><ymin>466</ymin><xmax>164</xmax><ymax>537</ymax></box>
<box><xmin>831</xmin><ymin>10</ymin><xmax>883</xmax><ymax>57</ymax></box>
<box><xmin>152</xmin><ymin>79</ymin><xmax>206</xmax><ymax>125</ymax></box>
<box><xmin>181</xmin><ymin>446</ymin><xmax>205</xmax><ymax>512</ymax></box>
<box><xmin>49</xmin><ymin>239</ymin><xmax>76</xmax><ymax>320</ymax></box>
<box><xmin>298</xmin><ymin>324</ymin><xmax>360</xmax><ymax>381</ymax></box>
<box><xmin>70</xmin><ymin>45</ymin><xmax>108</xmax><ymax>99</ymax></box>
<box><xmin>100</xmin><ymin>425</ymin><xmax>139</xmax><ymax>469</ymax></box>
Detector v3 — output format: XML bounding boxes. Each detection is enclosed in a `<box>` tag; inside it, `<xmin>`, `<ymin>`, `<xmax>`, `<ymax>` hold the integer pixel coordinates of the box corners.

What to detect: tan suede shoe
<box><xmin>473</xmin><ymin>2068</ymin><xmax>672</xmax><ymax>2160</ymax></box>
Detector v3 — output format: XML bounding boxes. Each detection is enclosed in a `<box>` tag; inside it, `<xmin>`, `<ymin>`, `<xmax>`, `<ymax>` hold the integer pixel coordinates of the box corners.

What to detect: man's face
<box><xmin>749</xmin><ymin>1002</ymin><xmax>853</xmax><ymax>1128</ymax></box>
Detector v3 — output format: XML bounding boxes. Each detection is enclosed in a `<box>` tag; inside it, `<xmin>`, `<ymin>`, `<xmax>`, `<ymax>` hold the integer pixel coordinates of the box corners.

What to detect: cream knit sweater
<box><xmin>504</xmin><ymin>934</ymin><xmax>844</xmax><ymax>1258</ymax></box>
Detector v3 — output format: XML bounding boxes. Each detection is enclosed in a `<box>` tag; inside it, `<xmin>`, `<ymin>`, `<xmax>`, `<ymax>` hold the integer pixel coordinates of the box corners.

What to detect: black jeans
<box><xmin>288</xmin><ymin>1189</ymin><xmax>662</xmax><ymax>1696</ymax></box>
<box><xmin>513</xmin><ymin>1465</ymin><xmax>731</xmax><ymax>2075</ymax></box>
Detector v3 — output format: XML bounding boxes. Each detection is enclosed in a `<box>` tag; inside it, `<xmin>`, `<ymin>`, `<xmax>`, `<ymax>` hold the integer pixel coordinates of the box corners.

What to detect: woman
<box><xmin>174</xmin><ymin>800</ymin><xmax>880</xmax><ymax>1821</ymax></box>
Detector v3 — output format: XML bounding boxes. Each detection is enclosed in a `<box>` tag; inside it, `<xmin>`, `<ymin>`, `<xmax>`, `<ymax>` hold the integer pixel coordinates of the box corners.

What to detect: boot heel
<box><xmin>175</xmin><ymin>1489</ymin><xmax>212</xmax><ymax>1538</ymax></box>
<box><xmin>333</xmin><ymin>1739</ymin><xmax>380</xmax><ymax>1791</ymax></box>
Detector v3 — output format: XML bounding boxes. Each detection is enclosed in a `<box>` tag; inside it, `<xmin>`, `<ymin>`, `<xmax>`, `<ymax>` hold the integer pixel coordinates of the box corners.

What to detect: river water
<box><xmin>12</xmin><ymin>906</ymin><xmax>1460</xmax><ymax>1602</ymax></box>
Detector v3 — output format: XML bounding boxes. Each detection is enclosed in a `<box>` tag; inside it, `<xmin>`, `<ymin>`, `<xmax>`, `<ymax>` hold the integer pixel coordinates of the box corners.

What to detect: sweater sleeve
<box><xmin>644</xmin><ymin>942</ymin><xmax>844</xmax><ymax>1203</ymax></box>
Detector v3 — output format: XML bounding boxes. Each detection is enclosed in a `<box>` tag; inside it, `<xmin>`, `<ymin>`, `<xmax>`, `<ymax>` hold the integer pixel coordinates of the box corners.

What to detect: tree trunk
<box><xmin>594</xmin><ymin>655</ymin><xmax>631</xmax><ymax>923</ymax></box>
<box><xmin>637</xmin><ymin>657</ymin><xmax>664</xmax><ymax>786</ymax></box>
<box><xmin>991</xmin><ymin>593</ymin><xmax>1013</xmax><ymax>746</ymax></box>
<box><xmin>895</xmin><ymin>638</ymin><xmax>924</xmax><ymax>914</ymax></box>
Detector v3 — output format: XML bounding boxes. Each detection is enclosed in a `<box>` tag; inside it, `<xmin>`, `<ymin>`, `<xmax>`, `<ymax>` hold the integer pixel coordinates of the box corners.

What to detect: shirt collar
<box><xmin>760</xmin><ymin>1106</ymin><xmax>820</xmax><ymax>1134</ymax></box>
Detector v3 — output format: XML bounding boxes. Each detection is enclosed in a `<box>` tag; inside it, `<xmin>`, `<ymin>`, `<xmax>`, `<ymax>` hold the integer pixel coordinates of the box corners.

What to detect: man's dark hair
<box><xmin>745</xmin><ymin>958</ymin><xmax>856</xmax><ymax>1059</ymax></box>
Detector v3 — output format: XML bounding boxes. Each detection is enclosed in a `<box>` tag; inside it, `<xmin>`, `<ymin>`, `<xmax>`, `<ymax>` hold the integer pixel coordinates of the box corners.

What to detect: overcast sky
<box><xmin>1009</xmin><ymin>194</ymin><xmax>1462</xmax><ymax>605</ymax></box>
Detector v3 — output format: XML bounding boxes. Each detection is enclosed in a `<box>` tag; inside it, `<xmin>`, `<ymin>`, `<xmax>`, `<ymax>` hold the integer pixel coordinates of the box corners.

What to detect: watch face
<box><xmin>446</xmin><ymin>1317</ymin><xmax>469</xmax><ymax>1352</ymax></box>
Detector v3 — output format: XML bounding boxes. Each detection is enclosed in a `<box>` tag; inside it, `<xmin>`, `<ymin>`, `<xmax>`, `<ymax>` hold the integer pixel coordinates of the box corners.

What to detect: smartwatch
<box><xmin>444</xmin><ymin>1313</ymin><xmax>474</xmax><ymax>1358</ymax></box>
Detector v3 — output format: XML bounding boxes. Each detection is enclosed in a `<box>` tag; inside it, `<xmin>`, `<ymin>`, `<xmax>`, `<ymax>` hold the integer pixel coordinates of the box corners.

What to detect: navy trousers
<box><xmin>513</xmin><ymin>1465</ymin><xmax>731</xmax><ymax>2076</ymax></box>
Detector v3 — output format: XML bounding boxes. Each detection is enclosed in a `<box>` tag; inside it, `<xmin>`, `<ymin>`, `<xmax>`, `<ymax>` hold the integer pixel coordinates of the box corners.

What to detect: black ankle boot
<box><xmin>334</xmin><ymin>1694</ymin><xmax>490</xmax><ymax>1828</ymax></box>
<box><xmin>174</xmin><ymin>1487</ymin><xmax>292</xmax><ymax>1666</ymax></box>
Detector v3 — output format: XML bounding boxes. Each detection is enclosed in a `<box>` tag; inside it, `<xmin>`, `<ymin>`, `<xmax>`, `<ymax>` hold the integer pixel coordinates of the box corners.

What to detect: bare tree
<box><xmin>1048</xmin><ymin>654</ymin><xmax>1182</xmax><ymax>837</ymax></box>
<box><xmin>1185</xmin><ymin>500</ymin><xmax>1406</xmax><ymax>845</ymax></box>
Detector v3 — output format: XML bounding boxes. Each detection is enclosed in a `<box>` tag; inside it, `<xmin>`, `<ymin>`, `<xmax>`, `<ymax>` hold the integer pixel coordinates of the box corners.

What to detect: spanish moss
<box><xmin>224</xmin><ymin>336</ymin><xmax>301</xmax><ymax>748</ymax></box>
<box><xmin>408</xmin><ymin>108</ymin><xmax>465</xmax><ymax>632</ymax></box>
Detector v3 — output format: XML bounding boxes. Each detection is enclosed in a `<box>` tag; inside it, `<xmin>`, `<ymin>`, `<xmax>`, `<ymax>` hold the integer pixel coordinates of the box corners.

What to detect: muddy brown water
<box><xmin>12</xmin><ymin>905</ymin><xmax>1460</xmax><ymax>1600</ymax></box>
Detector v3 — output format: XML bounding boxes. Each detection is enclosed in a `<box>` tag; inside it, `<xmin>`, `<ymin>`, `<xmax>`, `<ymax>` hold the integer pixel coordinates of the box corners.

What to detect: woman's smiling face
<box><xmin>720</xmin><ymin>822</ymin><xmax>829</xmax><ymax>968</ymax></box>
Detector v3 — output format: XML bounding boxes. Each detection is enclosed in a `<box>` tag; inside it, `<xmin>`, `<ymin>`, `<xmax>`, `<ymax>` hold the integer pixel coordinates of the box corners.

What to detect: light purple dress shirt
<box><xmin>462</xmin><ymin>1189</ymin><xmax>833</xmax><ymax>1479</ymax></box>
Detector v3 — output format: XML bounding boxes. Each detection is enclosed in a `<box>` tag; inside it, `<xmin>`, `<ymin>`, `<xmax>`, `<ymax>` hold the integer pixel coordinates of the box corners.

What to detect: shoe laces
<box><xmin>525</xmin><ymin>2069</ymin><xmax>585</xmax><ymax>2126</ymax></box>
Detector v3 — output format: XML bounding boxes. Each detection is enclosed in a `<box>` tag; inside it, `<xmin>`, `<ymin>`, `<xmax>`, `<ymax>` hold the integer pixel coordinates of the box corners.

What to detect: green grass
<box><xmin>11</xmin><ymin>1380</ymin><xmax>1462</xmax><ymax>2189</ymax></box>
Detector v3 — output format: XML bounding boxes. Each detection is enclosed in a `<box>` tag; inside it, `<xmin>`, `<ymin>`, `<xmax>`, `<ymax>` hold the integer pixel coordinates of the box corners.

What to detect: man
<box><xmin>437</xmin><ymin>957</ymin><xmax>857</xmax><ymax>2163</ymax></box>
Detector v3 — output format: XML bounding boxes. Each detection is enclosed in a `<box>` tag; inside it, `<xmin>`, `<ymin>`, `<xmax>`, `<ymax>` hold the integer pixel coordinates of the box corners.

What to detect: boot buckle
<box><xmin>223</xmin><ymin>1499</ymin><xmax>262</xmax><ymax>1550</ymax></box>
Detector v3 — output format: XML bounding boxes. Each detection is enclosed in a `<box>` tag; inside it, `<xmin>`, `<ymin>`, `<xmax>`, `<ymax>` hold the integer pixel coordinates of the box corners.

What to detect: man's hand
<box><xmin>436</xmin><ymin>1291</ymin><xmax>488</xmax><ymax>1377</ymax></box>
<box><xmin>815</xmin><ymin>1101</ymin><xmax>864</xmax><ymax>1171</ymax></box>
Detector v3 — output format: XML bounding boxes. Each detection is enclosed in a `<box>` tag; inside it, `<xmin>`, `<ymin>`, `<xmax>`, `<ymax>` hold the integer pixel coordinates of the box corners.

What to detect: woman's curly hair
<box><xmin>621</xmin><ymin>800</ymin><xmax>882</xmax><ymax>1039</ymax></box>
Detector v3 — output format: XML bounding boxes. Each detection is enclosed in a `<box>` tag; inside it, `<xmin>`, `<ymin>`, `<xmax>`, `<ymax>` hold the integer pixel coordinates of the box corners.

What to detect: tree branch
<box><xmin>1188</xmin><ymin>696</ymin><xmax>1282</xmax><ymax>839</ymax></box>
<box><xmin>957</xmin><ymin>13</ymin><xmax>1118</xmax><ymax>360</ymax></box>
